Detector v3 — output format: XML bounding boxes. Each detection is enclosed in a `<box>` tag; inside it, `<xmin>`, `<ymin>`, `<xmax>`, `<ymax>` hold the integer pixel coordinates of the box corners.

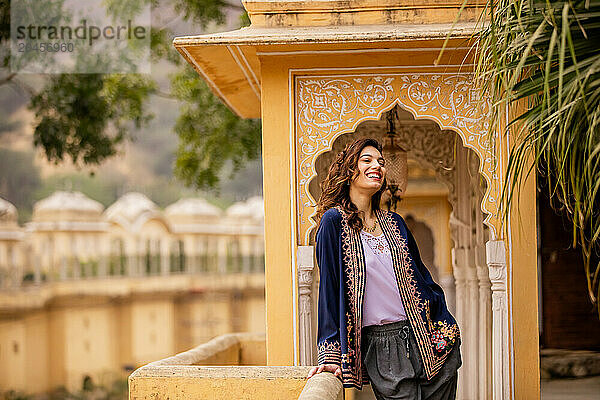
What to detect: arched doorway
<box><xmin>305</xmin><ymin>103</ymin><xmax>491</xmax><ymax>399</ymax></box>
<box><xmin>173</xmin><ymin>5</ymin><xmax>541</xmax><ymax>396</ymax></box>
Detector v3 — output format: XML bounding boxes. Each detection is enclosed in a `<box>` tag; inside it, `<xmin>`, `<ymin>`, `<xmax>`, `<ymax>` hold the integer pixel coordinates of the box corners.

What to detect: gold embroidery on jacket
<box><xmin>317</xmin><ymin>340</ymin><xmax>341</xmax><ymax>365</ymax></box>
<box><xmin>379</xmin><ymin>210</ymin><xmax>459</xmax><ymax>379</ymax></box>
<box><xmin>326</xmin><ymin>207</ymin><xmax>459</xmax><ymax>387</ymax></box>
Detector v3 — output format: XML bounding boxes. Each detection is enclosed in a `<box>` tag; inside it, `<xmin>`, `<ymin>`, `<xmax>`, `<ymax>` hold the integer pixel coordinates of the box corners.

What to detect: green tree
<box><xmin>1</xmin><ymin>0</ymin><xmax>156</xmax><ymax>166</ymax></box>
<box><xmin>476</xmin><ymin>0</ymin><xmax>600</xmax><ymax>312</ymax></box>
<box><xmin>172</xmin><ymin>66</ymin><xmax>261</xmax><ymax>189</ymax></box>
<box><xmin>172</xmin><ymin>0</ymin><xmax>245</xmax><ymax>28</ymax></box>
<box><xmin>30</xmin><ymin>73</ymin><xmax>155</xmax><ymax>165</ymax></box>
<box><xmin>0</xmin><ymin>0</ymin><xmax>260</xmax><ymax>188</ymax></box>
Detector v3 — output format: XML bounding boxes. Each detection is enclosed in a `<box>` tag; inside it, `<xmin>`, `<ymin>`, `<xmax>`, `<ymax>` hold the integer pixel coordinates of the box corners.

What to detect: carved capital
<box><xmin>298</xmin><ymin>266</ymin><xmax>314</xmax><ymax>297</ymax></box>
<box><xmin>486</xmin><ymin>240</ymin><xmax>507</xmax><ymax>292</ymax></box>
<box><xmin>488</xmin><ymin>264</ymin><xmax>507</xmax><ymax>293</ymax></box>
<box><xmin>476</xmin><ymin>259</ymin><xmax>492</xmax><ymax>289</ymax></box>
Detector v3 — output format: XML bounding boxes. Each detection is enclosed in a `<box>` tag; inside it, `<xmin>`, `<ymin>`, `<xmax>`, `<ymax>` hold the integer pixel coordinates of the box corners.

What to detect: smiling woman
<box><xmin>314</xmin><ymin>138</ymin><xmax>388</xmax><ymax>234</ymax></box>
<box><xmin>307</xmin><ymin>138</ymin><xmax>461</xmax><ymax>400</ymax></box>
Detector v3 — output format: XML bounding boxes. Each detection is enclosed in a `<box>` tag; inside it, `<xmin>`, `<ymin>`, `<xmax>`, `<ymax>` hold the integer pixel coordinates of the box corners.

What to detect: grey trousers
<box><xmin>362</xmin><ymin>320</ymin><xmax>462</xmax><ymax>400</ymax></box>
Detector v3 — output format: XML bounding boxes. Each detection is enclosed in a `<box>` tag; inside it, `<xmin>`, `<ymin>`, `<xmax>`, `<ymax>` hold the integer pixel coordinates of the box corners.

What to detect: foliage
<box><xmin>29</xmin><ymin>73</ymin><xmax>155</xmax><ymax>165</ymax></box>
<box><xmin>172</xmin><ymin>0</ymin><xmax>244</xmax><ymax>28</ymax></box>
<box><xmin>1</xmin><ymin>0</ymin><xmax>259</xmax><ymax>190</ymax></box>
<box><xmin>0</xmin><ymin>0</ymin><xmax>10</xmax><ymax>68</ymax></box>
<box><xmin>476</xmin><ymin>0</ymin><xmax>600</xmax><ymax>312</ymax></box>
<box><xmin>0</xmin><ymin>0</ymin><xmax>66</xmax><ymax>79</ymax></box>
<box><xmin>172</xmin><ymin>65</ymin><xmax>261</xmax><ymax>190</ymax></box>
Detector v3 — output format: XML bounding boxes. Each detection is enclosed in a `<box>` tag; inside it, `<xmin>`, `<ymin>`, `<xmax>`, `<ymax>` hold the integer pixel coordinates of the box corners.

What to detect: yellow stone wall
<box><xmin>130</xmin><ymin>373</ymin><xmax>308</xmax><ymax>400</ymax></box>
<box><xmin>397</xmin><ymin>194</ymin><xmax>453</xmax><ymax>276</ymax></box>
<box><xmin>0</xmin><ymin>319</ymin><xmax>26</xmax><ymax>390</ymax></box>
<box><xmin>129</xmin><ymin>335</ymin><xmax>309</xmax><ymax>400</ymax></box>
<box><xmin>256</xmin><ymin>46</ymin><xmax>538</xmax><ymax>399</ymax></box>
<box><xmin>0</xmin><ymin>192</ymin><xmax>267</xmax><ymax>394</ymax></box>
<box><xmin>130</xmin><ymin>300</ymin><xmax>175</xmax><ymax>365</ymax></box>
<box><xmin>0</xmin><ymin>275</ymin><xmax>265</xmax><ymax>394</ymax></box>
<box><xmin>244</xmin><ymin>0</ymin><xmax>485</xmax><ymax>27</ymax></box>
<box><xmin>62</xmin><ymin>305</ymin><xmax>119</xmax><ymax>389</ymax></box>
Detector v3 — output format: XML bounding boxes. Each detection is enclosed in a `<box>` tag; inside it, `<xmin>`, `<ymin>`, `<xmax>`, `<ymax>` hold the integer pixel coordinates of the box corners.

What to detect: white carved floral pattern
<box><xmin>313</xmin><ymin>120</ymin><xmax>459</xmax><ymax>209</ymax></box>
<box><xmin>295</xmin><ymin>73</ymin><xmax>499</xmax><ymax>245</ymax></box>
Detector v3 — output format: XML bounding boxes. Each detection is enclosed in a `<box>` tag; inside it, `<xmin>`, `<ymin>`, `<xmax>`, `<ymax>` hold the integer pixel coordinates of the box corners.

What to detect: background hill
<box><xmin>0</xmin><ymin>1</ymin><xmax>262</xmax><ymax>223</ymax></box>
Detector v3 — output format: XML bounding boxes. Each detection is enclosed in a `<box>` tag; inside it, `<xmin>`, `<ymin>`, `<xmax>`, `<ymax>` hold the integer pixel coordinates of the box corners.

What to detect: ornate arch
<box><xmin>294</xmin><ymin>73</ymin><xmax>499</xmax><ymax>245</ymax></box>
<box><xmin>311</xmin><ymin>115</ymin><xmax>459</xmax><ymax>213</ymax></box>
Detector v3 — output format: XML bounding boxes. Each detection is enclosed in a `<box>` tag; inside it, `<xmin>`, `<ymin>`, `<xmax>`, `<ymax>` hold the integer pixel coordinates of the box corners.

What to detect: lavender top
<box><xmin>359</xmin><ymin>230</ymin><xmax>407</xmax><ymax>327</ymax></box>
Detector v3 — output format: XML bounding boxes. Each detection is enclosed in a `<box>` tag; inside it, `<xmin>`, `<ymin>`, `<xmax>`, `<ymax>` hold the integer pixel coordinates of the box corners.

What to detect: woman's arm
<box><xmin>315</xmin><ymin>210</ymin><xmax>342</xmax><ymax>367</ymax></box>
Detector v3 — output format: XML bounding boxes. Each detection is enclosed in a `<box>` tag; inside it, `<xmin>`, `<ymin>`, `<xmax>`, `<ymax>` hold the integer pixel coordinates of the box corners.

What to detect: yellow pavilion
<box><xmin>129</xmin><ymin>1</ymin><xmax>539</xmax><ymax>399</ymax></box>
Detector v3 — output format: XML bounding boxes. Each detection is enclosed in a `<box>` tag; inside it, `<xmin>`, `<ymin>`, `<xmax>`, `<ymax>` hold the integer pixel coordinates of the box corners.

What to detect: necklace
<box><xmin>364</xmin><ymin>217</ymin><xmax>378</xmax><ymax>233</ymax></box>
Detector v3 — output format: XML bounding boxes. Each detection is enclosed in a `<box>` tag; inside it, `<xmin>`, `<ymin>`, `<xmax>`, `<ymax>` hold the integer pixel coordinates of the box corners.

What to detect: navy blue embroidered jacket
<box><xmin>315</xmin><ymin>206</ymin><xmax>460</xmax><ymax>389</ymax></box>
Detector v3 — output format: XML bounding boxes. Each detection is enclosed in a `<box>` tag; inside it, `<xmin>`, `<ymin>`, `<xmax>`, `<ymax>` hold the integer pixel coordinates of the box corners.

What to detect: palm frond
<box><xmin>476</xmin><ymin>0</ymin><xmax>600</xmax><ymax>314</ymax></box>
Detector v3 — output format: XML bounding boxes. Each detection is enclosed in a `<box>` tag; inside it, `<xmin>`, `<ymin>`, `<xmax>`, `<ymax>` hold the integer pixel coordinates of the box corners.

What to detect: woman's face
<box><xmin>350</xmin><ymin>145</ymin><xmax>386</xmax><ymax>194</ymax></box>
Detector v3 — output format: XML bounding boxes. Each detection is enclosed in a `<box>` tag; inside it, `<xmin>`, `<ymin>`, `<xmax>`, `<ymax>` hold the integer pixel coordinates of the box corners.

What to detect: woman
<box><xmin>306</xmin><ymin>138</ymin><xmax>461</xmax><ymax>400</ymax></box>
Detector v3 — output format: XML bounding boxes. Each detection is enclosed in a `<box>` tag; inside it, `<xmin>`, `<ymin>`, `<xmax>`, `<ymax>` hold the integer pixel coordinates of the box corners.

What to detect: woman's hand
<box><xmin>306</xmin><ymin>364</ymin><xmax>342</xmax><ymax>380</ymax></box>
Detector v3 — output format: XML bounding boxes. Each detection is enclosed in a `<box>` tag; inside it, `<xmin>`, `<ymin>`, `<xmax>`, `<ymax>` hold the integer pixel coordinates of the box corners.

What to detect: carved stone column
<box><xmin>297</xmin><ymin>245</ymin><xmax>315</xmax><ymax>366</ymax></box>
<box><xmin>477</xmin><ymin>259</ymin><xmax>492</xmax><ymax>400</ymax></box>
<box><xmin>98</xmin><ymin>238</ymin><xmax>108</xmax><ymax>278</ymax></box>
<box><xmin>466</xmin><ymin>261</ymin><xmax>480</xmax><ymax>400</ymax></box>
<box><xmin>451</xmin><ymin>246</ymin><xmax>466</xmax><ymax>399</ymax></box>
<box><xmin>34</xmin><ymin>254</ymin><xmax>42</xmax><ymax>284</ymax></box>
<box><xmin>451</xmin><ymin>144</ymin><xmax>480</xmax><ymax>400</ymax></box>
<box><xmin>161</xmin><ymin>239</ymin><xmax>170</xmax><ymax>275</ymax></box>
<box><xmin>150</xmin><ymin>238</ymin><xmax>160</xmax><ymax>274</ymax></box>
<box><xmin>59</xmin><ymin>256</ymin><xmax>67</xmax><ymax>280</ymax></box>
<box><xmin>240</xmin><ymin>237</ymin><xmax>251</xmax><ymax>273</ymax></box>
<box><xmin>486</xmin><ymin>240</ymin><xmax>510</xmax><ymax>400</ymax></box>
<box><xmin>138</xmin><ymin>238</ymin><xmax>146</xmax><ymax>276</ymax></box>
<box><xmin>217</xmin><ymin>237</ymin><xmax>227</xmax><ymax>274</ymax></box>
<box><xmin>72</xmin><ymin>257</ymin><xmax>81</xmax><ymax>279</ymax></box>
<box><xmin>127</xmin><ymin>251</ymin><xmax>136</xmax><ymax>276</ymax></box>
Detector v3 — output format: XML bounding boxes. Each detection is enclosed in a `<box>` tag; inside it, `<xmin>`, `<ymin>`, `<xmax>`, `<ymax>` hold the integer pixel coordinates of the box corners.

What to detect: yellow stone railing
<box><xmin>147</xmin><ymin>332</ymin><xmax>266</xmax><ymax>366</ymax></box>
<box><xmin>298</xmin><ymin>373</ymin><xmax>343</xmax><ymax>400</ymax></box>
<box><xmin>128</xmin><ymin>332</ymin><xmax>343</xmax><ymax>400</ymax></box>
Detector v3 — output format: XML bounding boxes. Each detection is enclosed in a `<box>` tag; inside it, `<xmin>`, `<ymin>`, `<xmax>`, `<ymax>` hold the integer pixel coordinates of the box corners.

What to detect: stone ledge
<box><xmin>147</xmin><ymin>332</ymin><xmax>265</xmax><ymax>366</ymax></box>
<box><xmin>173</xmin><ymin>23</ymin><xmax>480</xmax><ymax>47</ymax></box>
<box><xmin>298</xmin><ymin>372</ymin><xmax>343</xmax><ymax>400</ymax></box>
<box><xmin>132</xmin><ymin>365</ymin><xmax>311</xmax><ymax>379</ymax></box>
<box><xmin>129</xmin><ymin>333</ymin><xmax>344</xmax><ymax>399</ymax></box>
<box><xmin>129</xmin><ymin>365</ymin><xmax>313</xmax><ymax>400</ymax></box>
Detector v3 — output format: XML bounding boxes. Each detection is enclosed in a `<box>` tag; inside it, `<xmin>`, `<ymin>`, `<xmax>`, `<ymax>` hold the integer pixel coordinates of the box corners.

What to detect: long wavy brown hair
<box><xmin>316</xmin><ymin>138</ymin><xmax>387</xmax><ymax>231</ymax></box>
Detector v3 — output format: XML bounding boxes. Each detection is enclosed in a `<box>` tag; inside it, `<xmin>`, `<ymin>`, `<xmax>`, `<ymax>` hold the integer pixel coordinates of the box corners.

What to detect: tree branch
<box><xmin>154</xmin><ymin>89</ymin><xmax>176</xmax><ymax>99</ymax></box>
<box><xmin>0</xmin><ymin>72</ymin><xmax>16</xmax><ymax>86</ymax></box>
